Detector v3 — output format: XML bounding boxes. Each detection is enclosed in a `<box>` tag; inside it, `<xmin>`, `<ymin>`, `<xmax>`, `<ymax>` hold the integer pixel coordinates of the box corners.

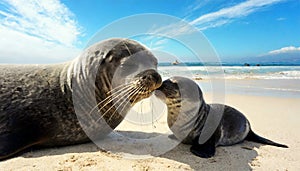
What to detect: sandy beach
<box><xmin>1</xmin><ymin>79</ymin><xmax>299</xmax><ymax>171</ymax></box>
<box><xmin>1</xmin><ymin>0</ymin><xmax>300</xmax><ymax>170</ymax></box>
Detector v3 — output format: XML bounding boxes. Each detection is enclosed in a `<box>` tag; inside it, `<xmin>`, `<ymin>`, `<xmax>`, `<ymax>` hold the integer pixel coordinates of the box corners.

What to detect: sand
<box><xmin>1</xmin><ymin>83</ymin><xmax>300</xmax><ymax>170</ymax></box>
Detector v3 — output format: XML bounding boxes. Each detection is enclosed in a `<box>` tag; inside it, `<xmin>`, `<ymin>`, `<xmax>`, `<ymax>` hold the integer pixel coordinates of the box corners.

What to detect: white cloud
<box><xmin>144</xmin><ymin>21</ymin><xmax>195</xmax><ymax>51</ymax></box>
<box><xmin>0</xmin><ymin>0</ymin><xmax>82</xmax><ymax>64</ymax></box>
<box><xmin>184</xmin><ymin>0</ymin><xmax>211</xmax><ymax>17</ymax></box>
<box><xmin>268</xmin><ymin>46</ymin><xmax>300</xmax><ymax>54</ymax></box>
<box><xmin>190</xmin><ymin>0</ymin><xmax>285</xmax><ymax>30</ymax></box>
<box><xmin>146</xmin><ymin>0</ymin><xmax>285</xmax><ymax>50</ymax></box>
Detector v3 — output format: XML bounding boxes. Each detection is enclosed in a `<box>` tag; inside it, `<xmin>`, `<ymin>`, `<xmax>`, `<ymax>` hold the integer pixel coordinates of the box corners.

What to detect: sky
<box><xmin>0</xmin><ymin>0</ymin><xmax>299</xmax><ymax>64</ymax></box>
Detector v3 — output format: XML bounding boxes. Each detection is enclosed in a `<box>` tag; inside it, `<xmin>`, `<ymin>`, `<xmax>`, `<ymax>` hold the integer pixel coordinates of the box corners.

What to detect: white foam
<box><xmin>158</xmin><ymin>66</ymin><xmax>300</xmax><ymax>80</ymax></box>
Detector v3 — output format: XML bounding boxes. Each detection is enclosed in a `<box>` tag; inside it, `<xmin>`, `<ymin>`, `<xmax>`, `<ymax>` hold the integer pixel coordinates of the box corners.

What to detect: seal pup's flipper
<box><xmin>246</xmin><ymin>129</ymin><xmax>288</xmax><ymax>148</ymax></box>
<box><xmin>190</xmin><ymin>135</ymin><xmax>216</xmax><ymax>158</ymax></box>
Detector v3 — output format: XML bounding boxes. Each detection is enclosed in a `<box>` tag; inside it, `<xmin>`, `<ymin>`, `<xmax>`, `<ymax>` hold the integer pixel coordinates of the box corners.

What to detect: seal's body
<box><xmin>0</xmin><ymin>38</ymin><xmax>162</xmax><ymax>160</ymax></box>
<box><xmin>155</xmin><ymin>76</ymin><xmax>287</xmax><ymax>158</ymax></box>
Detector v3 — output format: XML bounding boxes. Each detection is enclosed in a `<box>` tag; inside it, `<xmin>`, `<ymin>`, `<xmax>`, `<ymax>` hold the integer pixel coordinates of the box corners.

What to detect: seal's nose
<box><xmin>140</xmin><ymin>69</ymin><xmax>162</xmax><ymax>89</ymax></box>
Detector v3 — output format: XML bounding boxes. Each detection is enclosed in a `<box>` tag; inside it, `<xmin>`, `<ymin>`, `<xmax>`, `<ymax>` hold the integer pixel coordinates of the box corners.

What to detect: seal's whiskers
<box><xmin>96</xmin><ymin>85</ymin><xmax>134</xmax><ymax>111</ymax></box>
<box><xmin>94</xmin><ymin>86</ymin><xmax>135</xmax><ymax>116</ymax></box>
<box><xmin>88</xmin><ymin>84</ymin><xmax>133</xmax><ymax>116</ymax></box>
<box><xmin>105</xmin><ymin>86</ymin><xmax>145</xmax><ymax>123</ymax></box>
<box><xmin>109</xmin><ymin>86</ymin><xmax>146</xmax><ymax>123</ymax></box>
<box><xmin>95</xmin><ymin>86</ymin><xmax>139</xmax><ymax>123</ymax></box>
<box><xmin>106</xmin><ymin>82</ymin><xmax>132</xmax><ymax>94</ymax></box>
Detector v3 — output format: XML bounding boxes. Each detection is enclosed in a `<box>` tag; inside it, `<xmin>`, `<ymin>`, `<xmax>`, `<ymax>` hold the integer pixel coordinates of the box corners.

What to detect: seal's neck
<box><xmin>194</xmin><ymin>102</ymin><xmax>210</xmax><ymax>133</ymax></box>
<box><xmin>166</xmin><ymin>98</ymin><xmax>182</xmax><ymax>128</ymax></box>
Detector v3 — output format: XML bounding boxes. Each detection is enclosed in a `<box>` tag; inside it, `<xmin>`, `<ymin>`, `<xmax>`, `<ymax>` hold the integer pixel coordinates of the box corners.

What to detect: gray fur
<box><xmin>156</xmin><ymin>76</ymin><xmax>287</xmax><ymax>158</ymax></box>
<box><xmin>0</xmin><ymin>38</ymin><xmax>162</xmax><ymax>160</ymax></box>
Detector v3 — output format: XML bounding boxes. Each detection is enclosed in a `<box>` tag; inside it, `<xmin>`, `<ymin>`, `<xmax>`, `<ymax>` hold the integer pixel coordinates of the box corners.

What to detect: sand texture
<box><xmin>0</xmin><ymin>92</ymin><xmax>299</xmax><ymax>171</ymax></box>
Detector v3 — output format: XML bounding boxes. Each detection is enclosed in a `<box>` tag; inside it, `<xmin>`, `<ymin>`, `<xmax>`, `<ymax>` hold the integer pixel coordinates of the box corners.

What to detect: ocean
<box><xmin>157</xmin><ymin>63</ymin><xmax>300</xmax><ymax>98</ymax></box>
<box><xmin>158</xmin><ymin>62</ymin><xmax>300</xmax><ymax>80</ymax></box>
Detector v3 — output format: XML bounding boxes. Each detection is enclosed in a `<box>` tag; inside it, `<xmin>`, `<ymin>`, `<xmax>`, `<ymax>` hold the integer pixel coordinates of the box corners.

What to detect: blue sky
<box><xmin>0</xmin><ymin>0</ymin><xmax>299</xmax><ymax>63</ymax></box>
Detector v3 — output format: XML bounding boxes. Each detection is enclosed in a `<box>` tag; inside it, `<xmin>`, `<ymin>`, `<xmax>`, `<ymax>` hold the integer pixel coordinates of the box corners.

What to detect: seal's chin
<box><xmin>154</xmin><ymin>90</ymin><xmax>166</xmax><ymax>102</ymax></box>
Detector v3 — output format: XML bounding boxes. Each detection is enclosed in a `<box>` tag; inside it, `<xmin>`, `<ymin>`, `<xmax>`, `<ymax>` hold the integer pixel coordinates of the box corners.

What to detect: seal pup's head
<box><xmin>155</xmin><ymin>76</ymin><xmax>205</xmax><ymax>110</ymax></box>
<box><xmin>155</xmin><ymin>76</ymin><xmax>206</xmax><ymax>143</ymax></box>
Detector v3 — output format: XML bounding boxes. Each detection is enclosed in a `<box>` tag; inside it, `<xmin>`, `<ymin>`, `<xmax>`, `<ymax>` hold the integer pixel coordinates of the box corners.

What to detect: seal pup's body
<box><xmin>0</xmin><ymin>38</ymin><xmax>162</xmax><ymax>160</ymax></box>
<box><xmin>155</xmin><ymin>76</ymin><xmax>288</xmax><ymax>158</ymax></box>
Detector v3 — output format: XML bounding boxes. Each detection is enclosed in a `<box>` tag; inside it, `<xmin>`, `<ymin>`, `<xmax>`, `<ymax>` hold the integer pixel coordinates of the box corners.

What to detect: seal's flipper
<box><xmin>0</xmin><ymin>117</ymin><xmax>52</xmax><ymax>161</ymax></box>
<box><xmin>246</xmin><ymin>129</ymin><xmax>288</xmax><ymax>148</ymax></box>
<box><xmin>190</xmin><ymin>142</ymin><xmax>216</xmax><ymax>158</ymax></box>
<box><xmin>190</xmin><ymin>135</ymin><xmax>216</xmax><ymax>158</ymax></box>
<box><xmin>0</xmin><ymin>131</ymin><xmax>44</xmax><ymax>161</ymax></box>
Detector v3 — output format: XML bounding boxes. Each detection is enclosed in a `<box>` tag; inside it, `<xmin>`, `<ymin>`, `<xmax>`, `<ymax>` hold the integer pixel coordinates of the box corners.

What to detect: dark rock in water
<box><xmin>194</xmin><ymin>77</ymin><xmax>203</xmax><ymax>80</ymax></box>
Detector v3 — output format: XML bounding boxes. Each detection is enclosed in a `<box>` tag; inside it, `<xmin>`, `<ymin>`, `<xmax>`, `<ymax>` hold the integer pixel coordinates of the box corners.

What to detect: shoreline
<box><xmin>197</xmin><ymin>79</ymin><xmax>300</xmax><ymax>98</ymax></box>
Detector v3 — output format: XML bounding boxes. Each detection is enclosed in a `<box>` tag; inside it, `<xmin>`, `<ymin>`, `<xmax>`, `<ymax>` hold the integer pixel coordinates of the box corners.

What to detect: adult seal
<box><xmin>155</xmin><ymin>76</ymin><xmax>288</xmax><ymax>158</ymax></box>
<box><xmin>0</xmin><ymin>38</ymin><xmax>162</xmax><ymax>160</ymax></box>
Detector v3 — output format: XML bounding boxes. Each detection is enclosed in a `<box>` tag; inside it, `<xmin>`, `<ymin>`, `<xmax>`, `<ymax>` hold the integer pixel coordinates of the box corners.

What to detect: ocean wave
<box><xmin>263</xmin><ymin>87</ymin><xmax>300</xmax><ymax>92</ymax></box>
<box><xmin>158</xmin><ymin>66</ymin><xmax>300</xmax><ymax>80</ymax></box>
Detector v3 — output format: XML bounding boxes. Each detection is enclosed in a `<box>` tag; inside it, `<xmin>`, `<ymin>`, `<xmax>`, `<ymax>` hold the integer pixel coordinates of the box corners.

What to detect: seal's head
<box><xmin>98</xmin><ymin>38</ymin><xmax>162</xmax><ymax>105</ymax></box>
<box><xmin>71</xmin><ymin>38</ymin><xmax>162</xmax><ymax>103</ymax></box>
<box><xmin>71</xmin><ymin>38</ymin><xmax>162</xmax><ymax>131</ymax></box>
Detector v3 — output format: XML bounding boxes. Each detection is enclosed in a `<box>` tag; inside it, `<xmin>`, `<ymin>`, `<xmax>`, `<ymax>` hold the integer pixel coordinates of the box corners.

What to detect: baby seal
<box><xmin>155</xmin><ymin>76</ymin><xmax>288</xmax><ymax>158</ymax></box>
<box><xmin>0</xmin><ymin>38</ymin><xmax>162</xmax><ymax>160</ymax></box>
